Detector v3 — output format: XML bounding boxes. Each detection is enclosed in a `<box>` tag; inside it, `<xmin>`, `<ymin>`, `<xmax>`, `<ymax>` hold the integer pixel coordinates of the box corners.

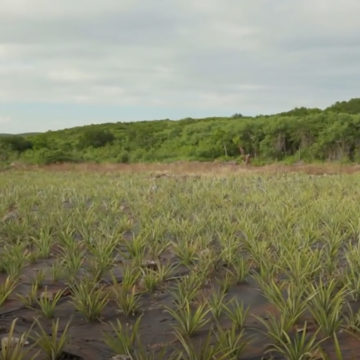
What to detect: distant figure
<box><xmin>238</xmin><ymin>146</ymin><xmax>251</xmax><ymax>165</ymax></box>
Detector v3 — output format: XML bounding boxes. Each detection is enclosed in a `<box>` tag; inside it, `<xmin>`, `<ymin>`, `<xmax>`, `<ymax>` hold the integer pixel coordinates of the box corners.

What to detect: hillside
<box><xmin>1</xmin><ymin>98</ymin><xmax>360</xmax><ymax>165</ymax></box>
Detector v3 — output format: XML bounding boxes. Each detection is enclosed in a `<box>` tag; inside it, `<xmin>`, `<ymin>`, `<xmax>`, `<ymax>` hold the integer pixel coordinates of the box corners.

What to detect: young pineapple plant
<box><xmin>172</xmin><ymin>239</ymin><xmax>199</xmax><ymax>268</ymax></box>
<box><xmin>222</xmin><ymin>299</ymin><xmax>249</xmax><ymax>330</ymax></box>
<box><xmin>171</xmin><ymin>273</ymin><xmax>202</xmax><ymax>308</ymax></box>
<box><xmin>0</xmin><ymin>276</ymin><xmax>18</xmax><ymax>306</ymax></box>
<box><xmin>103</xmin><ymin>316</ymin><xmax>142</xmax><ymax>358</ymax></box>
<box><xmin>17</xmin><ymin>281</ymin><xmax>39</xmax><ymax>308</ymax></box>
<box><xmin>207</xmin><ymin>289</ymin><xmax>226</xmax><ymax>321</ymax></box>
<box><xmin>113</xmin><ymin>285</ymin><xmax>141</xmax><ymax>317</ymax></box>
<box><xmin>31</xmin><ymin>318</ymin><xmax>71</xmax><ymax>360</ymax></box>
<box><xmin>0</xmin><ymin>243</ymin><xmax>27</xmax><ymax>278</ymax></box>
<box><xmin>263</xmin><ymin>322</ymin><xmax>323</xmax><ymax>360</ymax></box>
<box><xmin>166</xmin><ymin>299</ymin><xmax>210</xmax><ymax>337</ymax></box>
<box><xmin>0</xmin><ymin>319</ymin><xmax>35</xmax><ymax>360</ymax></box>
<box><xmin>88</xmin><ymin>236</ymin><xmax>118</xmax><ymax>280</ymax></box>
<box><xmin>257</xmin><ymin>278</ymin><xmax>307</xmax><ymax>331</ymax></box>
<box><xmin>215</xmin><ymin>324</ymin><xmax>249</xmax><ymax>360</ymax></box>
<box><xmin>174</xmin><ymin>329</ymin><xmax>227</xmax><ymax>360</ymax></box>
<box><xmin>111</xmin><ymin>271</ymin><xmax>141</xmax><ymax>317</ymax></box>
<box><xmin>307</xmin><ymin>279</ymin><xmax>348</xmax><ymax>336</ymax></box>
<box><xmin>70</xmin><ymin>280</ymin><xmax>108</xmax><ymax>321</ymax></box>
<box><xmin>30</xmin><ymin>228</ymin><xmax>53</xmax><ymax>259</ymax></box>
<box><xmin>36</xmin><ymin>287</ymin><xmax>65</xmax><ymax>318</ymax></box>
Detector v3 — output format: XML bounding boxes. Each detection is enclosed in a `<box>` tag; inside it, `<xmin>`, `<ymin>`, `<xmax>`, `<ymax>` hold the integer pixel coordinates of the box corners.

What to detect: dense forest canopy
<box><xmin>1</xmin><ymin>98</ymin><xmax>360</xmax><ymax>165</ymax></box>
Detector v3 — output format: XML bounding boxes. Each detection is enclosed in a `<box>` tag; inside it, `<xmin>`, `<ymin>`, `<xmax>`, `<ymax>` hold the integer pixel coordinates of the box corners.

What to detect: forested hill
<box><xmin>1</xmin><ymin>98</ymin><xmax>360</xmax><ymax>165</ymax></box>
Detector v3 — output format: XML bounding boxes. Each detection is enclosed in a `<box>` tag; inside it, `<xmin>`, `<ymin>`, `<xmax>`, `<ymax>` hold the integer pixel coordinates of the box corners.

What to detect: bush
<box><xmin>0</xmin><ymin>136</ymin><xmax>32</xmax><ymax>152</ymax></box>
<box><xmin>117</xmin><ymin>151</ymin><xmax>130</xmax><ymax>163</ymax></box>
<box><xmin>36</xmin><ymin>149</ymin><xmax>80</xmax><ymax>164</ymax></box>
<box><xmin>78</xmin><ymin>128</ymin><xmax>115</xmax><ymax>149</ymax></box>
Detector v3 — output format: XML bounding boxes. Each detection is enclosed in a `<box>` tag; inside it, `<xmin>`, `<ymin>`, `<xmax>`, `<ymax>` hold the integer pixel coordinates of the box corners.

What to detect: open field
<box><xmin>2</xmin><ymin>168</ymin><xmax>360</xmax><ymax>359</ymax></box>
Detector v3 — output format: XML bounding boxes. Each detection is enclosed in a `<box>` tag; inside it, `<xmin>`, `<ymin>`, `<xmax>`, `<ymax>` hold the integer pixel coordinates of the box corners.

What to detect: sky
<box><xmin>0</xmin><ymin>0</ymin><xmax>359</xmax><ymax>133</ymax></box>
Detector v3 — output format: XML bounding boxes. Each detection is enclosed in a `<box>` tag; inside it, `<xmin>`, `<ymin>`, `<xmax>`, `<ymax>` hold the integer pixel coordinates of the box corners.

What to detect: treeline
<box><xmin>1</xmin><ymin>98</ymin><xmax>360</xmax><ymax>165</ymax></box>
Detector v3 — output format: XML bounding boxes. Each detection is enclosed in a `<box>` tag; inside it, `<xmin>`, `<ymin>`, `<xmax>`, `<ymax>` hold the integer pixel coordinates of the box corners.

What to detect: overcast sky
<box><xmin>1</xmin><ymin>0</ymin><xmax>359</xmax><ymax>133</ymax></box>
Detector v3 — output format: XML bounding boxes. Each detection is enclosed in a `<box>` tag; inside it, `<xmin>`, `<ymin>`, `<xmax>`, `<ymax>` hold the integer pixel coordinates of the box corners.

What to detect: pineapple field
<box><xmin>1</xmin><ymin>167</ymin><xmax>360</xmax><ymax>359</ymax></box>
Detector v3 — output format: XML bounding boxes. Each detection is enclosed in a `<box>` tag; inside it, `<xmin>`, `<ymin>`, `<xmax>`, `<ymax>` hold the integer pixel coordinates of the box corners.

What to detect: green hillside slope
<box><xmin>1</xmin><ymin>98</ymin><xmax>360</xmax><ymax>164</ymax></box>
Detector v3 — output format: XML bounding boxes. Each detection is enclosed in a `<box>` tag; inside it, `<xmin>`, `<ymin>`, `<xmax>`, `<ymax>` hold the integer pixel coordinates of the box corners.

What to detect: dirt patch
<box><xmin>12</xmin><ymin>161</ymin><xmax>360</xmax><ymax>176</ymax></box>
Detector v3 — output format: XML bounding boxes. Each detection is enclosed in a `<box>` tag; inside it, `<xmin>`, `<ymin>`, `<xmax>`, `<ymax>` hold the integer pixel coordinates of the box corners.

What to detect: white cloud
<box><xmin>48</xmin><ymin>69</ymin><xmax>95</xmax><ymax>83</ymax></box>
<box><xmin>0</xmin><ymin>115</ymin><xmax>11</xmax><ymax>125</ymax></box>
<box><xmin>0</xmin><ymin>0</ymin><xmax>359</xmax><ymax>132</ymax></box>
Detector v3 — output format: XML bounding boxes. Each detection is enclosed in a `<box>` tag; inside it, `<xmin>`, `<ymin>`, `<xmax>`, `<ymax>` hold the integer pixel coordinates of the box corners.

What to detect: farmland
<box><xmin>1</xmin><ymin>167</ymin><xmax>360</xmax><ymax>359</ymax></box>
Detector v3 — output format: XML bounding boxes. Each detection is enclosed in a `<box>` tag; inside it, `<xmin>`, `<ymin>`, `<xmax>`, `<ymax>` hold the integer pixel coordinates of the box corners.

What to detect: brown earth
<box><xmin>8</xmin><ymin>161</ymin><xmax>360</xmax><ymax>176</ymax></box>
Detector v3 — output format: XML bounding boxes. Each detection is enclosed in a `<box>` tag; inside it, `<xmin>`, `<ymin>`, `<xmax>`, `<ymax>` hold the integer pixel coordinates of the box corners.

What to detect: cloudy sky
<box><xmin>1</xmin><ymin>0</ymin><xmax>359</xmax><ymax>133</ymax></box>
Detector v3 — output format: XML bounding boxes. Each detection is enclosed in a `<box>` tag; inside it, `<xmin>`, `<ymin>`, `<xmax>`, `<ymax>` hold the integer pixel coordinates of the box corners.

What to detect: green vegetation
<box><xmin>2</xmin><ymin>98</ymin><xmax>360</xmax><ymax>164</ymax></box>
<box><xmin>3</xmin><ymin>170</ymin><xmax>360</xmax><ymax>358</ymax></box>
